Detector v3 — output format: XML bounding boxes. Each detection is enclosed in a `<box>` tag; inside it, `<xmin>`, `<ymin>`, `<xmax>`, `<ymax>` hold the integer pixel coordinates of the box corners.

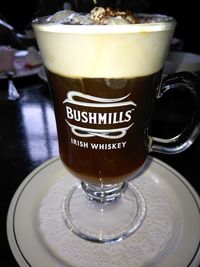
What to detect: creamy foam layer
<box><xmin>33</xmin><ymin>17</ymin><xmax>175</xmax><ymax>78</ymax></box>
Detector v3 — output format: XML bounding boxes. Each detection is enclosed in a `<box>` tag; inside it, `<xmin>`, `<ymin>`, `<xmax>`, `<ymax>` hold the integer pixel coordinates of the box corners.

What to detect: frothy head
<box><xmin>33</xmin><ymin>11</ymin><xmax>176</xmax><ymax>78</ymax></box>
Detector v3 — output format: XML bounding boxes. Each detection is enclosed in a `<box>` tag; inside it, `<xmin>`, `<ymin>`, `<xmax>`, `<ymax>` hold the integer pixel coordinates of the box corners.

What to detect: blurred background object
<box><xmin>170</xmin><ymin>38</ymin><xmax>184</xmax><ymax>52</ymax></box>
<box><xmin>164</xmin><ymin>52</ymin><xmax>200</xmax><ymax>74</ymax></box>
<box><xmin>0</xmin><ymin>19</ymin><xmax>26</xmax><ymax>49</ymax></box>
<box><xmin>0</xmin><ymin>45</ymin><xmax>15</xmax><ymax>72</ymax></box>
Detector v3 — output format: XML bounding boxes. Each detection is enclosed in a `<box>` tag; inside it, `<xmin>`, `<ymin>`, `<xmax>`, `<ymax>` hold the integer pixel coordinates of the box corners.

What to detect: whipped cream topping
<box><xmin>33</xmin><ymin>8</ymin><xmax>176</xmax><ymax>78</ymax></box>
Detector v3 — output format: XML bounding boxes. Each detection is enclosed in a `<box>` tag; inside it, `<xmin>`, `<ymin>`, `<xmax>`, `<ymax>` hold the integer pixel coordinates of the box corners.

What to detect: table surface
<box><xmin>0</xmin><ymin>73</ymin><xmax>200</xmax><ymax>266</ymax></box>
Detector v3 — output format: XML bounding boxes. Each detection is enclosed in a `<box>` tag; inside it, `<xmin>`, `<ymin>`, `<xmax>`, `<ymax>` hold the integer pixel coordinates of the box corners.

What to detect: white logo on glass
<box><xmin>63</xmin><ymin>91</ymin><xmax>137</xmax><ymax>139</ymax></box>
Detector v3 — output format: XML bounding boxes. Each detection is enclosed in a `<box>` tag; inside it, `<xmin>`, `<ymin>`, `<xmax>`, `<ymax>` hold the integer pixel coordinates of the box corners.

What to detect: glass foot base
<box><xmin>63</xmin><ymin>183</ymin><xmax>146</xmax><ymax>243</ymax></box>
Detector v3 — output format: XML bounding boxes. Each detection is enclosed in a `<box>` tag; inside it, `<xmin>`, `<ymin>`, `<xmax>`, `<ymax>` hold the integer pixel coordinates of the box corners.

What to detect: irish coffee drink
<box><xmin>33</xmin><ymin>8</ymin><xmax>174</xmax><ymax>185</ymax></box>
<box><xmin>33</xmin><ymin>7</ymin><xmax>177</xmax><ymax>242</ymax></box>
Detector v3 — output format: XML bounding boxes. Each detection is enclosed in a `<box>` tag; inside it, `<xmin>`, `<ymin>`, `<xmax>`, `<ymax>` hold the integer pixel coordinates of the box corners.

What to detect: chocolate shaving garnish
<box><xmin>90</xmin><ymin>7</ymin><xmax>137</xmax><ymax>24</ymax></box>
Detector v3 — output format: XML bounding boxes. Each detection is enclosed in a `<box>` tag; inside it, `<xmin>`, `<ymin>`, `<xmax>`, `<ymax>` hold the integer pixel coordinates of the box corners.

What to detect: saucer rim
<box><xmin>6</xmin><ymin>156</ymin><xmax>200</xmax><ymax>267</ymax></box>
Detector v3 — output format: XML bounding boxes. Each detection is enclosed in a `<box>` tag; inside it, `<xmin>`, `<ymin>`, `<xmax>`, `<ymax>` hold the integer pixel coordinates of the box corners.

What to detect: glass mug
<box><xmin>32</xmin><ymin>14</ymin><xmax>200</xmax><ymax>243</ymax></box>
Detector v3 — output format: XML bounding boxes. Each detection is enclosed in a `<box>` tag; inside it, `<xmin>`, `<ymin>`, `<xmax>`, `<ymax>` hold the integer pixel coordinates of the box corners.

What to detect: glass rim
<box><xmin>32</xmin><ymin>13</ymin><xmax>176</xmax><ymax>34</ymax></box>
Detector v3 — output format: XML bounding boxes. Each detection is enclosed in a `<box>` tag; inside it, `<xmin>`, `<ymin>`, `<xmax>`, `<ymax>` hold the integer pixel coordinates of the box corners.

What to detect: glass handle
<box><xmin>151</xmin><ymin>72</ymin><xmax>200</xmax><ymax>154</ymax></box>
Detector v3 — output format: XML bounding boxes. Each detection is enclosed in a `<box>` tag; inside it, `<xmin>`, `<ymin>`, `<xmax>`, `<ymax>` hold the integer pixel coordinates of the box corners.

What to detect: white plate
<box><xmin>0</xmin><ymin>49</ymin><xmax>42</xmax><ymax>79</ymax></box>
<box><xmin>0</xmin><ymin>65</ymin><xmax>42</xmax><ymax>79</ymax></box>
<box><xmin>7</xmin><ymin>156</ymin><xmax>200</xmax><ymax>267</ymax></box>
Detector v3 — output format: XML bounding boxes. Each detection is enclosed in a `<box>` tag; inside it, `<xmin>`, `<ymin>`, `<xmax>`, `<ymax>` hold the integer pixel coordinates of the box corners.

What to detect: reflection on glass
<box><xmin>21</xmin><ymin>98</ymin><xmax>58</xmax><ymax>162</ymax></box>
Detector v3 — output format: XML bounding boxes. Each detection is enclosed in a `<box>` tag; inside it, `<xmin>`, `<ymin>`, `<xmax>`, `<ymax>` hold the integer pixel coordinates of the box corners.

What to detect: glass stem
<box><xmin>81</xmin><ymin>181</ymin><xmax>127</xmax><ymax>203</ymax></box>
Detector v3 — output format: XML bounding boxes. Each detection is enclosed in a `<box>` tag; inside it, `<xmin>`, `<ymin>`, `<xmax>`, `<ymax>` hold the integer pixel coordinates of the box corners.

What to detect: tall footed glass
<box><xmin>32</xmin><ymin>13</ymin><xmax>200</xmax><ymax>243</ymax></box>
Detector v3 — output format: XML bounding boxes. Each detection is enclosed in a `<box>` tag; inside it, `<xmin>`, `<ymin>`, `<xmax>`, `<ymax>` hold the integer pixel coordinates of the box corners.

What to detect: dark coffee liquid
<box><xmin>47</xmin><ymin>70</ymin><xmax>161</xmax><ymax>184</ymax></box>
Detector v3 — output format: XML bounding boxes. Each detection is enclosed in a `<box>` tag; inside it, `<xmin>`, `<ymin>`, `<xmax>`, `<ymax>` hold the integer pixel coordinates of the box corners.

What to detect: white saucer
<box><xmin>7</xmin><ymin>156</ymin><xmax>200</xmax><ymax>267</ymax></box>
